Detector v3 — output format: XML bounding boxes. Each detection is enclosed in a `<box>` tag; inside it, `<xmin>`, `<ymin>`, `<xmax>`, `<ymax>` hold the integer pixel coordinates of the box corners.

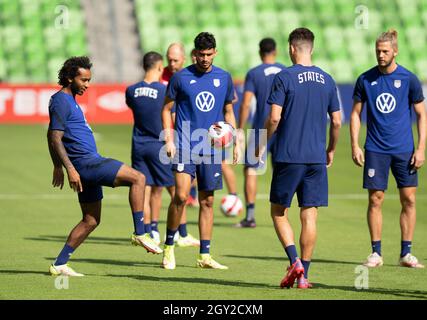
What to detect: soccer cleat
<box><xmin>233</xmin><ymin>219</ymin><xmax>256</xmax><ymax>228</ymax></box>
<box><xmin>49</xmin><ymin>263</ymin><xmax>84</xmax><ymax>277</ymax></box>
<box><xmin>151</xmin><ymin>230</ymin><xmax>161</xmax><ymax>246</ymax></box>
<box><xmin>162</xmin><ymin>245</ymin><xmax>176</xmax><ymax>269</ymax></box>
<box><xmin>176</xmin><ymin>233</ymin><xmax>200</xmax><ymax>247</ymax></box>
<box><xmin>363</xmin><ymin>252</ymin><xmax>384</xmax><ymax>268</ymax></box>
<box><xmin>280</xmin><ymin>258</ymin><xmax>304</xmax><ymax>288</ymax></box>
<box><xmin>131</xmin><ymin>233</ymin><xmax>163</xmax><ymax>254</ymax></box>
<box><xmin>297</xmin><ymin>276</ymin><xmax>313</xmax><ymax>289</ymax></box>
<box><xmin>186</xmin><ymin>195</ymin><xmax>199</xmax><ymax>207</ymax></box>
<box><xmin>399</xmin><ymin>253</ymin><xmax>425</xmax><ymax>268</ymax></box>
<box><xmin>196</xmin><ymin>254</ymin><xmax>228</xmax><ymax>269</ymax></box>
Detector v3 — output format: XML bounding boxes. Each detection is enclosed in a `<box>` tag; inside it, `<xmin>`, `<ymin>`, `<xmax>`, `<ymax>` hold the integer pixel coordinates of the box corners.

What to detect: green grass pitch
<box><xmin>0</xmin><ymin>124</ymin><xmax>426</xmax><ymax>300</ymax></box>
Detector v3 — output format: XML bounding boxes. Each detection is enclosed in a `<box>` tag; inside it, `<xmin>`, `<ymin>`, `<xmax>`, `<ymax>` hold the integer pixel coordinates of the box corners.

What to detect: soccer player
<box><xmin>351</xmin><ymin>29</ymin><xmax>426</xmax><ymax>269</ymax></box>
<box><xmin>126</xmin><ymin>51</ymin><xmax>199</xmax><ymax>248</ymax></box>
<box><xmin>259</xmin><ymin>28</ymin><xmax>341</xmax><ymax>288</ymax></box>
<box><xmin>47</xmin><ymin>56</ymin><xmax>162</xmax><ymax>277</ymax></box>
<box><xmin>162</xmin><ymin>32</ymin><xmax>238</xmax><ymax>269</ymax></box>
<box><xmin>235</xmin><ymin>37</ymin><xmax>286</xmax><ymax>228</ymax></box>
<box><xmin>156</xmin><ymin>43</ymin><xmax>200</xmax><ymax>245</ymax></box>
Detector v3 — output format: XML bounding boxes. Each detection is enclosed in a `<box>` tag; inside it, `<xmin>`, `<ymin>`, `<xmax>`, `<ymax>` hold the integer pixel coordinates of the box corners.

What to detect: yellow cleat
<box><xmin>176</xmin><ymin>233</ymin><xmax>200</xmax><ymax>247</ymax></box>
<box><xmin>49</xmin><ymin>264</ymin><xmax>84</xmax><ymax>277</ymax></box>
<box><xmin>196</xmin><ymin>254</ymin><xmax>228</xmax><ymax>270</ymax></box>
<box><xmin>131</xmin><ymin>233</ymin><xmax>163</xmax><ymax>254</ymax></box>
<box><xmin>162</xmin><ymin>245</ymin><xmax>176</xmax><ymax>270</ymax></box>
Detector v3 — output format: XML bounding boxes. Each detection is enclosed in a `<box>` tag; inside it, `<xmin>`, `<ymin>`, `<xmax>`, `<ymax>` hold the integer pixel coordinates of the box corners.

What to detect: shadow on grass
<box><xmin>0</xmin><ymin>270</ymin><xmax>48</xmax><ymax>276</ymax></box>
<box><xmin>106</xmin><ymin>273</ymin><xmax>276</xmax><ymax>290</ymax></box>
<box><xmin>224</xmin><ymin>254</ymin><xmax>360</xmax><ymax>266</ymax></box>
<box><xmin>312</xmin><ymin>283</ymin><xmax>427</xmax><ymax>300</ymax></box>
<box><xmin>25</xmin><ymin>235</ymin><xmax>130</xmax><ymax>246</ymax></box>
<box><xmin>43</xmin><ymin>257</ymin><xmax>194</xmax><ymax>270</ymax></box>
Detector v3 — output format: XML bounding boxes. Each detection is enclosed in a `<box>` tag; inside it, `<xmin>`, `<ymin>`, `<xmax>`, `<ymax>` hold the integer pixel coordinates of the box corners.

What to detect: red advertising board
<box><xmin>0</xmin><ymin>84</ymin><xmax>133</xmax><ymax>124</ymax></box>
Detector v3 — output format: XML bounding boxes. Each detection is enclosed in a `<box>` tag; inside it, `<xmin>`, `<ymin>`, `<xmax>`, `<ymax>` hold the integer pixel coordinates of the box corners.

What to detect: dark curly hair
<box><xmin>194</xmin><ymin>32</ymin><xmax>216</xmax><ymax>50</ymax></box>
<box><xmin>58</xmin><ymin>56</ymin><xmax>92</xmax><ymax>87</ymax></box>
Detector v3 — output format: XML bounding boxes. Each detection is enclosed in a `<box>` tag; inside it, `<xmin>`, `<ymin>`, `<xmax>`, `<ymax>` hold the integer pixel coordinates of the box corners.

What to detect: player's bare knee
<box><xmin>174</xmin><ymin>192</ymin><xmax>188</xmax><ymax>207</ymax></box>
<box><xmin>369</xmin><ymin>192</ymin><xmax>384</xmax><ymax>208</ymax></box>
<box><xmin>200</xmin><ymin>197</ymin><xmax>214</xmax><ymax>209</ymax></box>
<box><xmin>401</xmin><ymin>194</ymin><xmax>416</xmax><ymax>209</ymax></box>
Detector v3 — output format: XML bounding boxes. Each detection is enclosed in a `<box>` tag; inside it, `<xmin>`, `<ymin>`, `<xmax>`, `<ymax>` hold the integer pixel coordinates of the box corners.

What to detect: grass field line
<box><xmin>1</xmin><ymin>193</ymin><xmax>427</xmax><ymax>200</ymax></box>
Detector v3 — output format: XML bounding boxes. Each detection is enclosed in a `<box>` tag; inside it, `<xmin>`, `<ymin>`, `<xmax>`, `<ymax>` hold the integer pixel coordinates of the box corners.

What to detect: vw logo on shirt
<box><xmin>195</xmin><ymin>91</ymin><xmax>215</xmax><ymax>112</ymax></box>
<box><xmin>376</xmin><ymin>93</ymin><xmax>396</xmax><ymax>114</ymax></box>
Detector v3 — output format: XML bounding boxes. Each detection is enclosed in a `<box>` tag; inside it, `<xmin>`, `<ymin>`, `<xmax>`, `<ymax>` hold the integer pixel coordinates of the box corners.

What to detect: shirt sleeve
<box><xmin>166</xmin><ymin>73</ymin><xmax>180</xmax><ymax>100</ymax></box>
<box><xmin>243</xmin><ymin>70</ymin><xmax>255</xmax><ymax>94</ymax></box>
<box><xmin>352</xmin><ymin>75</ymin><xmax>366</xmax><ymax>103</ymax></box>
<box><xmin>409</xmin><ymin>73</ymin><xmax>425</xmax><ymax>104</ymax></box>
<box><xmin>125</xmin><ymin>87</ymin><xmax>133</xmax><ymax>109</ymax></box>
<box><xmin>225</xmin><ymin>73</ymin><xmax>234</xmax><ymax>103</ymax></box>
<box><xmin>48</xmin><ymin>96</ymin><xmax>70</xmax><ymax>131</ymax></box>
<box><xmin>267</xmin><ymin>72</ymin><xmax>287</xmax><ymax>107</ymax></box>
<box><xmin>328</xmin><ymin>79</ymin><xmax>341</xmax><ymax>113</ymax></box>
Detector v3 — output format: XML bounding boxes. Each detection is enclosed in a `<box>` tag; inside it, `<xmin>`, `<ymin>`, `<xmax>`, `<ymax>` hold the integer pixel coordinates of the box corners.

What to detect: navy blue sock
<box><xmin>132</xmin><ymin>211</ymin><xmax>145</xmax><ymax>236</ymax></box>
<box><xmin>144</xmin><ymin>223</ymin><xmax>152</xmax><ymax>234</ymax></box>
<box><xmin>178</xmin><ymin>224</ymin><xmax>188</xmax><ymax>237</ymax></box>
<box><xmin>301</xmin><ymin>260</ymin><xmax>311</xmax><ymax>279</ymax></box>
<box><xmin>54</xmin><ymin>244</ymin><xmax>75</xmax><ymax>266</ymax></box>
<box><xmin>165</xmin><ymin>228</ymin><xmax>177</xmax><ymax>246</ymax></box>
<box><xmin>285</xmin><ymin>245</ymin><xmax>299</xmax><ymax>264</ymax></box>
<box><xmin>190</xmin><ymin>186</ymin><xmax>197</xmax><ymax>198</ymax></box>
<box><xmin>230</xmin><ymin>192</ymin><xmax>237</xmax><ymax>196</ymax></box>
<box><xmin>200</xmin><ymin>240</ymin><xmax>211</xmax><ymax>254</ymax></box>
<box><xmin>151</xmin><ymin>221</ymin><xmax>159</xmax><ymax>232</ymax></box>
<box><xmin>401</xmin><ymin>241</ymin><xmax>412</xmax><ymax>257</ymax></box>
<box><xmin>245</xmin><ymin>203</ymin><xmax>255</xmax><ymax>221</ymax></box>
<box><xmin>371</xmin><ymin>240</ymin><xmax>382</xmax><ymax>256</ymax></box>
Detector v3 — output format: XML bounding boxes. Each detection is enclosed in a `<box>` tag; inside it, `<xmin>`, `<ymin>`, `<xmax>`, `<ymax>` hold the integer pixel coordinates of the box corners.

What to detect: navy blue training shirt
<box><xmin>244</xmin><ymin>62</ymin><xmax>286</xmax><ymax>130</ymax></box>
<box><xmin>48</xmin><ymin>91</ymin><xmax>98</xmax><ymax>162</ymax></box>
<box><xmin>167</xmin><ymin>64</ymin><xmax>234</xmax><ymax>155</ymax></box>
<box><xmin>267</xmin><ymin>64</ymin><xmax>340</xmax><ymax>164</ymax></box>
<box><xmin>353</xmin><ymin>64</ymin><xmax>424</xmax><ymax>154</ymax></box>
<box><xmin>126</xmin><ymin>81</ymin><xmax>166</xmax><ymax>142</ymax></box>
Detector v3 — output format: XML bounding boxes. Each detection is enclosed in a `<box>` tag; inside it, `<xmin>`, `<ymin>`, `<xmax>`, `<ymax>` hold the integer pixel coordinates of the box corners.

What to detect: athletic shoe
<box><xmin>162</xmin><ymin>245</ymin><xmax>176</xmax><ymax>269</ymax></box>
<box><xmin>176</xmin><ymin>233</ymin><xmax>200</xmax><ymax>247</ymax></box>
<box><xmin>233</xmin><ymin>219</ymin><xmax>256</xmax><ymax>228</ymax></box>
<box><xmin>280</xmin><ymin>258</ymin><xmax>304</xmax><ymax>288</ymax></box>
<box><xmin>399</xmin><ymin>253</ymin><xmax>425</xmax><ymax>268</ymax></box>
<box><xmin>151</xmin><ymin>230</ymin><xmax>161</xmax><ymax>246</ymax></box>
<box><xmin>363</xmin><ymin>252</ymin><xmax>383</xmax><ymax>268</ymax></box>
<box><xmin>131</xmin><ymin>233</ymin><xmax>163</xmax><ymax>254</ymax></box>
<box><xmin>186</xmin><ymin>195</ymin><xmax>199</xmax><ymax>207</ymax></box>
<box><xmin>49</xmin><ymin>264</ymin><xmax>84</xmax><ymax>277</ymax></box>
<box><xmin>297</xmin><ymin>276</ymin><xmax>313</xmax><ymax>289</ymax></box>
<box><xmin>196</xmin><ymin>254</ymin><xmax>228</xmax><ymax>269</ymax></box>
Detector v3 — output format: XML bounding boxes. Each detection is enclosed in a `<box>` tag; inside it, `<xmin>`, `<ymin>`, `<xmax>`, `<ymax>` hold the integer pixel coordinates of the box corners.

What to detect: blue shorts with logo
<box><xmin>363</xmin><ymin>151</ymin><xmax>417</xmax><ymax>190</ymax></box>
<box><xmin>270</xmin><ymin>162</ymin><xmax>328</xmax><ymax>208</ymax></box>
<box><xmin>172</xmin><ymin>152</ymin><xmax>222</xmax><ymax>192</ymax></box>
<box><xmin>73</xmin><ymin>155</ymin><xmax>123</xmax><ymax>203</ymax></box>
<box><xmin>132</xmin><ymin>141</ymin><xmax>174</xmax><ymax>187</ymax></box>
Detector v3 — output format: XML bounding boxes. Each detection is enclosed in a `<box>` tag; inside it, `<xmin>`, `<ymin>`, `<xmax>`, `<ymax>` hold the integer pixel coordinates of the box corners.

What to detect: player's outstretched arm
<box><xmin>412</xmin><ymin>101</ymin><xmax>427</xmax><ymax>170</ymax></box>
<box><xmin>350</xmin><ymin>101</ymin><xmax>365</xmax><ymax>167</ymax></box>
<box><xmin>162</xmin><ymin>96</ymin><xmax>176</xmax><ymax>158</ymax></box>
<box><xmin>237</xmin><ymin>91</ymin><xmax>254</xmax><ymax>150</ymax></box>
<box><xmin>47</xmin><ymin>130</ymin><xmax>82</xmax><ymax>192</ymax></box>
<box><xmin>256</xmin><ymin>103</ymin><xmax>282</xmax><ymax>162</ymax></box>
<box><xmin>326</xmin><ymin>110</ymin><xmax>342</xmax><ymax>168</ymax></box>
<box><xmin>224</xmin><ymin>102</ymin><xmax>239</xmax><ymax>164</ymax></box>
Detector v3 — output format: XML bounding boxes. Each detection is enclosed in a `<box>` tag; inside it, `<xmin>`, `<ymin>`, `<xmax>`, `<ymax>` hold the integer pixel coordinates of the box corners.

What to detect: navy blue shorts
<box><xmin>132</xmin><ymin>141</ymin><xmax>174</xmax><ymax>187</ymax></box>
<box><xmin>73</xmin><ymin>156</ymin><xmax>123</xmax><ymax>203</ymax></box>
<box><xmin>270</xmin><ymin>163</ymin><xmax>328</xmax><ymax>208</ymax></box>
<box><xmin>172</xmin><ymin>155</ymin><xmax>222</xmax><ymax>192</ymax></box>
<box><xmin>363</xmin><ymin>151</ymin><xmax>418</xmax><ymax>190</ymax></box>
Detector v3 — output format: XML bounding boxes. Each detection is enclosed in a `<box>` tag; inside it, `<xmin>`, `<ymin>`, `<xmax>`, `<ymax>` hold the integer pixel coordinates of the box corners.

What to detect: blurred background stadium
<box><xmin>1</xmin><ymin>0</ymin><xmax>427</xmax><ymax>84</ymax></box>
